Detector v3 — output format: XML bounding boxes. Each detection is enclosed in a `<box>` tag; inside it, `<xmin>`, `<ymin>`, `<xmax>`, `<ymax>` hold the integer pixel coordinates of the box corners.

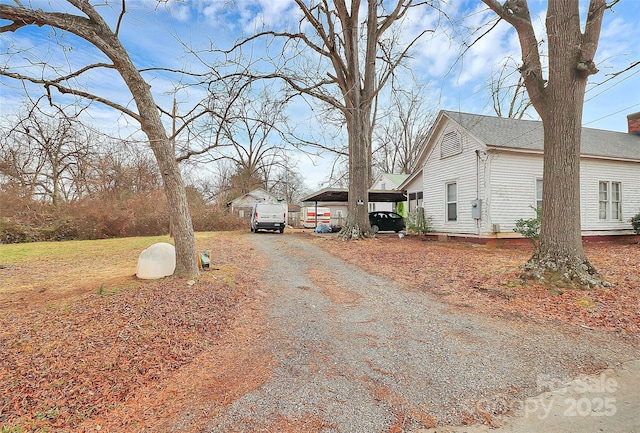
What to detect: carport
<box><xmin>300</xmin><ymin>187</ymin><xmax>406</xmax><ymax>204</ymax></box>
<box><xmin>299</xmin><ymin>187</ymin><xmax>406</xmax><ymax>227</ymax></box>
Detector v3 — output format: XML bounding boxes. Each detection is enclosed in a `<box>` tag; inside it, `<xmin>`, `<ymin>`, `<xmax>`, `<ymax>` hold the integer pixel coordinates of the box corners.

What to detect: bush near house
<box><xmin>513</xmin><ymin>206</ymin><xmax>541</xmax><ymax>246</ymax></box>
<box><xmin>405</xmin><ymin>207</ymin><xmax>432</xmax><ymax>235</ymax></box>
<box><xmin>631</xmin><ymin>212</ymin><xmax>640</xmax><ymax>235</ymax></box>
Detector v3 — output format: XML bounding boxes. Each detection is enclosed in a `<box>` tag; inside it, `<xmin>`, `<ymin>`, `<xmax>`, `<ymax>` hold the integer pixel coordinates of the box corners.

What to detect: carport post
<box><xmin>314</xmin><ymin>201</ymin><xmax>318</xmax><ymax>228</ymax></box>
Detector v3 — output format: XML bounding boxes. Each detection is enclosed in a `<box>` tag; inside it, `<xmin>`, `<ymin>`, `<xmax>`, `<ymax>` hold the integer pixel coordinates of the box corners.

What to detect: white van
<box><xmin>250</xmin><ymin>201</ymin><xmax>287</xmax><ymax>233</ymax></box>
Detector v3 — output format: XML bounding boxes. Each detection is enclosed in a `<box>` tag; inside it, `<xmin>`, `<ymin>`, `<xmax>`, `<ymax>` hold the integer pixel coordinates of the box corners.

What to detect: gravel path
<box><xmin>205</xmin><ymin>233</ymin><xmax>639</xmax><ymax>432</ymax></box>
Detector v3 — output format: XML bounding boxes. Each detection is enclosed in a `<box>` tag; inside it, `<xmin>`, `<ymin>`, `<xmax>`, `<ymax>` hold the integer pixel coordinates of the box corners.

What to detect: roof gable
<box><xmin>372</xmin><ymin>173</ymin><xmax>410</xmax><ymax>189</ymax></box>
<box><xmin>227</xmin><ymin>188</ymin><xmax>274</xmax><ymax>206</ymax></box>
<box><xmin>402</xmin><ymin>110</ymin><xmax>640</xmax><ymax>190</ymax></box>
<box><xmin>442</xmin><ymin>110</ymin><xmax>640</xmax><ymax>161</ymax></box>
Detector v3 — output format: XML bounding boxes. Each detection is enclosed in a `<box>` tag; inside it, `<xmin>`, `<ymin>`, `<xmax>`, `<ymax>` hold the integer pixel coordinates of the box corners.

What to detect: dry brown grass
<box><xmin>0</xmin><ymin>232</ymin><xmax>228</xmax><ymax>311</ymax></box>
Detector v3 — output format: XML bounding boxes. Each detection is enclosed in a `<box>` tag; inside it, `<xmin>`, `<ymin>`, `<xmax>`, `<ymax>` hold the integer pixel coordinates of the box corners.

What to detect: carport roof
<box><xmin>300</xmin><ymin>187</ymin><xmax>406</xmax><ymax>203</ymax></box>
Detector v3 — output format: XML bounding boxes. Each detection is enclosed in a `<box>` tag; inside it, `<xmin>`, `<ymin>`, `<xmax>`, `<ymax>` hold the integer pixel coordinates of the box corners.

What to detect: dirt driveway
<box><xmin>200</xmin><ymin>232</ymin><xmax>639</xmax><ymax>432</ymax></box>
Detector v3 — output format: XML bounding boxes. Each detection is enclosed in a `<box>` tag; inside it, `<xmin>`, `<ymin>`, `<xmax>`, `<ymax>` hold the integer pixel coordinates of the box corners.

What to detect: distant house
<box><xmin>226</xmin><ymin>188</ymin><xmax>280</xmax><ymax>219</ymax></box>
<box><xmin>399</xmin><ymin>110</ymin><xmax>640</xmax><ymax>239</ymax></box>
<box><xmin>369</xmin><ymin>173</ymin><xmax>409</xmax><ymax>213</ymax></box>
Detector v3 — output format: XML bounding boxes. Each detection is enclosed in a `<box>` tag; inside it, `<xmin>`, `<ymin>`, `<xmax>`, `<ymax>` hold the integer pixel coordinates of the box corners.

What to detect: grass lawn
<box><xmin>0</xmin><ymin>232</ymin><xmax>219</xmax><ymax>308</ymax></box>
<box><xmin>0</xmin><ymin>231</ymin><xmax>253</xmax><ymax>432</ymax></box>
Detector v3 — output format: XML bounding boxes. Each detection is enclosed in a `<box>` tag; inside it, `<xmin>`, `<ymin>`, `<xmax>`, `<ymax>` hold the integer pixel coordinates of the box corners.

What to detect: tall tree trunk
<box><xmin>483</xmin><ymin>0</ymin><xmax>607</xmax><ymax>288</ymax></box>
<box><xmin>86</xmin><ymin>6</ymin><xmax>200</xmax><ymax>279</ymax></box>
<box><xmin>342</xmin><ymin>106</ymin><xmax>373</xmax><ymax>239</ymax></box>
<box><xmin>118</xmin><ymin>58</ymin><xmax>199</xmax><ymax>280</ymax></box>
<box><xmin>0</xmin><ymin>2</ymin><xmax>200</xmax><ymax>279</ymax></box>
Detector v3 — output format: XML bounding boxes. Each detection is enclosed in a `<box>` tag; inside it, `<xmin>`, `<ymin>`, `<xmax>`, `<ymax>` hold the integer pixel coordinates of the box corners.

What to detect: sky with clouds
<box><xmin>1</xmin><ymin>0</ymin><xmax>639</xmax><ymax>190</ymax></box>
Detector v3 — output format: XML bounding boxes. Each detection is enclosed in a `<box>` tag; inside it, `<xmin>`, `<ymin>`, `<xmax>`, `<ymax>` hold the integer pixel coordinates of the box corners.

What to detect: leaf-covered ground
<box><xmin>0</xmin><ymin>232</ymin><xmax>262</xmax><ymax>432</ymax></box>
<box><xmin>310</xmin><ymin>234</ymin><xmax>640</xmax><ymax>335</ymax></box>
<box><xmin>1</xmin><ymin>231</ymin><xmax>638</xmax><ymax>432</ymax></box>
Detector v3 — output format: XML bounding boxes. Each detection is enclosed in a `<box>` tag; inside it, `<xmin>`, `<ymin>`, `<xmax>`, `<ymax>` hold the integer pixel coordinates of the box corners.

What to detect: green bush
<box><xmin>631</xmin><ymin>212</ymin><xmax>640</xmax><ymax>235</ymax></box>
<box><xmin>41</xmin><ymin>218</ymin><xmax>79</xmax><ymax>241</ymax></box>
<box><xmin>406</xmin><ymin>207</ymin><xmax>432</xmax><ymax>235</ymax></box>
<box><xmin>0</xmin><ymin>218</ymin><xmax>38</xmax><ymax>244</ymax></box>
<box><xmin>513</xmin><ymin>206</ymin><xmax>541</xmax><ymax>246</ymax></box>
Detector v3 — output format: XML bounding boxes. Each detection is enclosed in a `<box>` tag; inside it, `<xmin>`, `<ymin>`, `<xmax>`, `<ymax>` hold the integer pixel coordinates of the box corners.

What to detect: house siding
<box><xmin>580</xmin><ymin>159</ymin><xmax>640</xmax><ymax>234</ymax></box>
<box><xmin>488</xmin><ymin>152</ymin><xmax>543</xmax><ymax>234</ymax></box>
<box><xmin>423</xmin><ymin>124</ymin><xmax>486</xmax><ymax>235</ymax></box>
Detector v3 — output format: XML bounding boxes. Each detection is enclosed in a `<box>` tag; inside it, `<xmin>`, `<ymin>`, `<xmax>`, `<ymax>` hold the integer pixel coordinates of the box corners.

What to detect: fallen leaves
<box><xmin>310</xmin><ymin>234</ymin><xmax>640</xmax><ymax>336</ymax></box>
<box><xmin>2</xmin><ymin>231</ymin><xmax>638</xmax><ymax>432</ymax></box>
<box><xmin>0</xmin><ymin>232</ymin><xmax>259</xmax><ymax>432</ymax></box>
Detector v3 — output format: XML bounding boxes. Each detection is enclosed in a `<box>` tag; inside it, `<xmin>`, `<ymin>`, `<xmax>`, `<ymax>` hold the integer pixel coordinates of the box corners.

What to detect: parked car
<box><xmin>369</xmin><ymin>211</ymin><xmax>405</xmax><ymax>233</ymax></box>
<box><xmin>251</xmin><ymin>201</ymin><xmax>287</xmax><ymax>233</ymax></box>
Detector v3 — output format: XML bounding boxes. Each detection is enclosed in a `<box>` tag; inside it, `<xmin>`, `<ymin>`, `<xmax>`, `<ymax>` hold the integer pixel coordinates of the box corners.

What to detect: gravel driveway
<box><xmin>205</xmin><ymin>233</ymin><xmax>639</xmax><ymax>432</ymax></box>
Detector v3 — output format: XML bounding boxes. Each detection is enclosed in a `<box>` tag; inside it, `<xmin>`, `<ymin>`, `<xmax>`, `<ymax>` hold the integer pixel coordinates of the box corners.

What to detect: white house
<box><xmin>369</xmin><ymin>173</ymin><xmax>409</xmax><ymax>212</ymax></box>
<box><xmin>399</xmin><ymin>110</ymin><xmax>640</xmax><ymax>239</ymax></box>
<box><xmin>226</xmin><ymin>188</ymin><xmax>279</xmax><ymax>219</ymax></box>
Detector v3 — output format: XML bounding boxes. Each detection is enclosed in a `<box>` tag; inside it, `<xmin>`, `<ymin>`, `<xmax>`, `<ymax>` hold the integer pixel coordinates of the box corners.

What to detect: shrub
<box><xmin>631</xmin><ymin>212</ymin><xmax>640</xmax><ymax>235</ymax></box>
<box><xmin>41</xmin><ymin>218</ymin><xmax>79</xmax><ymax>241</ymax></box>
<box><xmin>513</xmin><ymin>206</ymin><xmax>541</xmax><ymax>246</ymax></box>
<box><xmin>0</xmin><ymin>218</ymin><xmax>38</xmax><ymax>244</ymax></box>
<box><xmin>406</xmin><ymin>207</ymin><xmax>432</xmax><ymax>235</ymax></box>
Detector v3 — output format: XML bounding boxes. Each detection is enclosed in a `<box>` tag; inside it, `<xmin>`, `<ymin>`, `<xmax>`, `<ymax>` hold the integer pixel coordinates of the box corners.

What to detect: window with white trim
<box><xmin>599</xmin><ymin>181</ymin><xmax>622</xmax><ymax>220</ymax></box>
<box><xmin>446</xmin><ymin>182</ymin><xmax>457</xmax><ymax>222</ymax></box>
<box><xmin>535</xmin><ymin>178</ymin><xmax>543</xmax><ymax>209</ymax></box>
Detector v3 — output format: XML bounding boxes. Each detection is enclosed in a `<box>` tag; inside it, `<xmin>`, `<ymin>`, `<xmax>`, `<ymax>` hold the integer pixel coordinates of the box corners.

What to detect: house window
<box><xmin>381</xmin><ymin>182</ymin><xmax>386</xmax><ymax>190</ymax></box>
<box><xmin>446</xmin><ymin>182</ymin><xmax>457</xmax><ymax>222</ymax></box>
<box><xmin>369</xmin><ymin>202</ymin><xmax>376</xmax><ymax>212</ymax></box>
<box><xmin>440</xmin><ymin>131</ymin><xmax>462</xmax><ymax>158</ymax></box>
<box><xmin>612</xmin><ymin>182</ymin><xmax>621</xmax><ymax>220</ymax></box>
<box><xmin>536</xmin><ymin>178</ymin><xmax>543</xmax><ymax>209</ymax></box>
<box><xmin>599</xmin><ymin>182</ymin><xmax>608</xmax><ymax>219</ymax></box>
<box><xmin>599</xmin><ymin>181</ymin><xmax>622</xmax><ymax>220</ymax></box>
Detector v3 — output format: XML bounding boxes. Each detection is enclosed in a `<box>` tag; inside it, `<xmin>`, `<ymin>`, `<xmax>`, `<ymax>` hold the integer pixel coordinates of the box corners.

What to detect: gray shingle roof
<box><xmin>443</xmin><ymin>110</ymin><xmax>640</xmax><ymax>161</ymax></box>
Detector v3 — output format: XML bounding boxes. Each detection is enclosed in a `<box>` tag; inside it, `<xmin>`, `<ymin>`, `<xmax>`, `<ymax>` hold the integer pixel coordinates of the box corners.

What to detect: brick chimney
<box><xmin>628</xmin><ymin>112</ymin><xmax>640</xmax><ymax>136</ymax></box>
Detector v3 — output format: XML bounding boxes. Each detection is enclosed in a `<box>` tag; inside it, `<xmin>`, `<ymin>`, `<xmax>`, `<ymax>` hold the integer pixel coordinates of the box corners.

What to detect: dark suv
<box><xmin>368</xmin><ymin>211</ymin><xmax>405</xmax><ymax>233</ymax></box>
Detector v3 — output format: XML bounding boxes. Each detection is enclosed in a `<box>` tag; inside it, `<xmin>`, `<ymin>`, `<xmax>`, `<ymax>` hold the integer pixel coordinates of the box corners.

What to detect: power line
<box><xmin>585</xmin><ymin>68</ymin><xmax>640</xmax><ymax>103</ymax></box>
<box><xmin>584</xmin><ymin>102</ymin><xmax>640</xmax><ymax>126</ymax></box>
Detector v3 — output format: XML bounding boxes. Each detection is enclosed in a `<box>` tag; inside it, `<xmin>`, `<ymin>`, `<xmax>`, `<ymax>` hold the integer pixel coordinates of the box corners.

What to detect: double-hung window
<box><xmin>612</xmin><ymin>182</ymin><xmax>621</xmax><ymax>220</ymax></box>
<box><xmin>599</xmin><ymin>181</ymin><xmax>622</xmax><ymax>220</ymax></box>
<box><xmin>446</xmin><ymin>182</ymin><xmax>457</xmax><ymax>222</ymax></box>
<box><xmin>535</xmin><ymin>178</ymin><xmax>543</xmax><ymax>209</ymax></box>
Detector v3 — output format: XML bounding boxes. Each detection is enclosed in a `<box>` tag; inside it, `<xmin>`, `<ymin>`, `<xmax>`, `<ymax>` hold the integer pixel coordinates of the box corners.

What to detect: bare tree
<box><xmin>0</xmin><ymin>102</ymin><xmax>93</xmax><ymax>204</ymax></box>
<box><xmin>372</xmin><ymin>85</ymin><xmax>434</xmax><ymax>175</ymax></box>
<box><xmin>488</xmin><ymin>56</ymin><xmax>533</xmax><ymax>119</ymax></box>
<box><xmin>269</xmin><ymin>165</ymin><xmax>310</xmax><ymax>205</ymax></box>
<box><xmin>0</xmin><ymin>1</ymin><xmax>198</xmax><ymax>278</ymax></box>
<box><xmin>481</xmin><ymin>0</ymin><xmax>611</xmax><ymax>288</ymax></box>
<box><xmin>224</xmin><ymin>0</ymin><xmax>435</xmax><ymax>239</ymax></box>
<box><xmin>214</xmin><ymin>88</ymin><xmax>289</xmax><ymax>188</ymax></box>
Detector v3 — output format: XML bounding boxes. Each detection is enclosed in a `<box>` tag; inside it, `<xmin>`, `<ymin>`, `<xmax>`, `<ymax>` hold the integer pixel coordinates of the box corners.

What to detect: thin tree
<box><xmin>224</xmin><ymin>0</ymin><xmax>435</xmax><ymax>239</ymax></box>
<box><xmin>488</xmin><ymin>56</ymin><xmax>533</xmax><ymax>119</ymax></box>
<box><xmin>1</xmin><ymin>102</ymin><xmax>93</xmax><ymax>204</ymax></box>
<box><xmin>372</xmin><ymin>85</ymin><xmax>434</xmax><ymax>175</ymax></box>
<box><xmin>481</xmin><ymin>0</ymin><xmax>611</xmax><ymax>287</ymax></box>
<box><xmin>0</xmin><ymin>1</ymin><xmax>198</xmax><ymax>278</ymax></box>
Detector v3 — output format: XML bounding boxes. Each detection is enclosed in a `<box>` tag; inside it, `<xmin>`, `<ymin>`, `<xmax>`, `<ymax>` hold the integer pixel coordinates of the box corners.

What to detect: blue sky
<box><xmin>1</xmin><ymin>0</ymin><xmax>639</xmax><ymax>190</ymax></box>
